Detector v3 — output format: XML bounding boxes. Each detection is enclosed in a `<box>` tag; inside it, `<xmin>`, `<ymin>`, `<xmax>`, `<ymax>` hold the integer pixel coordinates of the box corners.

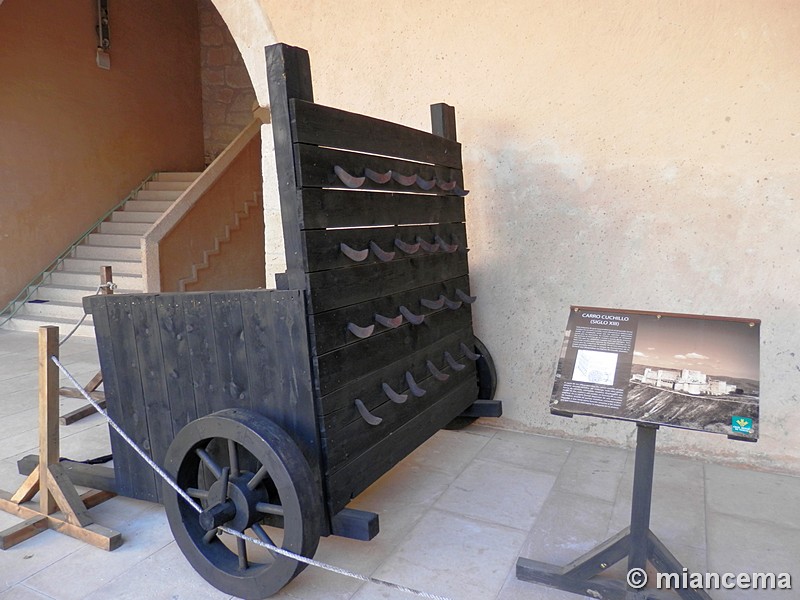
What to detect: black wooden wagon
<box><xmin>82</xmin><ymin>44</ymin><xmax>500</xmax><ymax>599</ymax></box>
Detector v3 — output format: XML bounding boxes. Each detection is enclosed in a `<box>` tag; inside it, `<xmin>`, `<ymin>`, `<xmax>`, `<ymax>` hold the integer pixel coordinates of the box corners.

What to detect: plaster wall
<box><xmin>0</xmin><ymin>0</ymin><xmax>204</xmax><ymax>308</ymax></box>
<box><xmin>257</xmin><ymin>1</ymin><xmax>800</xmax><ymax>474</ymax></box>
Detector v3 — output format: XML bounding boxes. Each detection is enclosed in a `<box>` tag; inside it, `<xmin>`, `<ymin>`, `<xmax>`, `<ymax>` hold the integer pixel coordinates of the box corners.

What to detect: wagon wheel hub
<box><xmin>200</xmin><ymin>471</ymin><xmax>267</xmax><ymax>532</ymax></box>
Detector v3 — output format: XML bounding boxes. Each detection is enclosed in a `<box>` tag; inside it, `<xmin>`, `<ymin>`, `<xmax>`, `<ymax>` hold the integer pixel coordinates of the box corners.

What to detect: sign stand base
<box><xmin>516</xmin><ymin>424</ymin><xmax>713</xmax><ymax>599</ymax></box>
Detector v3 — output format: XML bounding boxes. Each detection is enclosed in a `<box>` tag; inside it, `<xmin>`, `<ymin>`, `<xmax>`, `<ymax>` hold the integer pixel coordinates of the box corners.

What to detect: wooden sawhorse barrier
<box><xmin>0</xmin><ymin>326</ymin><xmax>121</xmax><ymax>551</ymax></box>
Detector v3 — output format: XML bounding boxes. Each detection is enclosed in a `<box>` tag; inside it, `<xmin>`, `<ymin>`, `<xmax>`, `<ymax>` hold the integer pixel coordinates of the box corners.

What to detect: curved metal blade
<box><xmin>405</xmin><ymin>371</ymin><xmax>426</xmax><ymax>397</ymax></box>
<box><xmin>370</xmin><ymin>241</ymin><xmax>396</xmax><ymax>262</ymax></box>
<box><xmin>454</xmin><ymin>185</ymin><xmax>469</xmax><ymax>197</ymax></box>
<box><xmin>347</xmin><ymin>322</ymin><xmax>375</xmax><ymax>339</ymax></box>
<box><xmin>443</xmin><ymin>296</ymin><xmax>463</xmax><ymax>310</ymax></box>
<box><xmin>455</xmin><ymin>288</ymin><xmax>477</xmax><ymax>304</ymax></box>
<box><xmin>340</xmin><ymin>242</ymin><xmax>369</xmax><ymax>262</ymax></box>
<box><xmin>416</xmin><ymin>175</ymin><xmax>436</xmax><ymax>191</ymax></box>
<box><xmin>435</xmin><ymin>235</ymin><xmax>459</xmax><ymax>253</ymax></box>
<box><xmin>416</xmin><ymin>236</ymin><xmax>440</xmax><ymax>253</ymax></box>
<box><xmin>399</xmin><ymin>305</ymin><xmax>424</xmax><ymax>325</ymax></box>
<box><xmin>355</xmin><ymin>399</ymin><xmax>382</xmax><ymax>426</ymax></box>
<box><xmin>334</xmin><ymin>165</ymin><xmax>366</xmax><ymax>188</ymax></box>
<box><xmin>460</xmin><ymin>342</ymin><xmax>481</xmax><ymax>361</ymax></box>
<box><xmin>426</xmin><ymin>360</ymin><xmax>450</xmax><ymax>381</ymax></box>
<box><xmin>437</xmin><ymin>179</ymin><xmax>457</xmax><ymax>191</ymax></box>
<box><xmin>365</xmin><ymin>168</ymin><xmax>392</xmax><ymax>184</ymax></box>
<box><xmin>394</xmin><ymin>238</ymin><xmax>420</xmax><ymax>254</ymax></box>
<box><xmin>382</xmin><ymin>382</ymin><xmax>408</xmax><ymax>404</ymax></box>
<box><xmin>444</xmin><ymin>351</ymin><xmax>466</xmax><ymax>371</ymax></box>
<box><xmin>392</xmin><ymin>171</ymin><xmax>416</xmax><ymax>186</ymax></box>
<box><xmin>420</xmin><ymin>296</ymin><xmax>445</xmax><ymax>310</ymax></box>
<box><xmin>375</xmin><ymin>313</ymin><xmax>403</xmax><ymax>329</ymax></box>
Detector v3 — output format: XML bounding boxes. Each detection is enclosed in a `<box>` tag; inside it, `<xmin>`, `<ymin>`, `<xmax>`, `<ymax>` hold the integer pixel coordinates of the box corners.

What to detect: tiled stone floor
<box><xmin>0</xmin><ymin>329</ymin><xmax>797</xmax><ymax>599</ymax></box>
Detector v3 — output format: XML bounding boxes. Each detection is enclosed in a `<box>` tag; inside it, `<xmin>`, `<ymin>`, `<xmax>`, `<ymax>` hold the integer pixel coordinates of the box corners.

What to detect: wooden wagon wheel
<box><xmin>163</xmin><ymin>408</ymin><xmax>322</xmax><ymax>599</ymax></box>
<box><xmin>445</xmin><ymin>336</ymin><xmax>498</xmax><ymax>430</ymax></box>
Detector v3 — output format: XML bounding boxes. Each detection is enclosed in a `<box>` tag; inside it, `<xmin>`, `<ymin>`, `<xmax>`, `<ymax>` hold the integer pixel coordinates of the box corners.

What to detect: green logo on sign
<box><xmin>732</xmin><ymin>416</ymin><xmax>753</xmax><ymax>434</ymax></box>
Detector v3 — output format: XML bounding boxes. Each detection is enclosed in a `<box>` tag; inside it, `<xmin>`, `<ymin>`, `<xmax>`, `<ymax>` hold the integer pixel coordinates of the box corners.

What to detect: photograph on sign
<box><xmin>550</xmin><ymin>307</ymin><xmax>760</xmax><ymax>439</ymax></box>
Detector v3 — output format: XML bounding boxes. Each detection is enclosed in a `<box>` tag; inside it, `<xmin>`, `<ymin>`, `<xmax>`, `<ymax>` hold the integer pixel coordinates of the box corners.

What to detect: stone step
<box><xmin>124</xmin><ymin>200</ymin><xmax>172</xmax><ymax>212</ymax></box>
<box><xmin>135</xmin><ymin>190</ymin><xmax>182</xmax><ymax>201</ymax></box>
<box><xmin>49</xmin><ymin>270</ymin><xmax>142</xmax><ymax>289</ymax></box>
<box><xmin>87</xmin><ymin>233</ymin><xmax>141</xmax><ymax>248</ymax></box>
<box><xmin>33</xmin><ymin>285</ymin><xmax>100</xmax><ymax>303</ymax></box>
<box><xmin>61</xmin><ymin>258</ymin><xmax>141</xmax><ymax>276</ymax></box>
<box><xmin>156</xmin><ymin>171</ymin><xmax>203</xmax><ymax>182</ymax></box>
<box><xmin>99</xmin><ymin>221</ymin><xmax>151</xmax><ymax>235</ymax></box>
<box><xmin>110</xmin><ymin>211</ymin><xmax>162</xmax><ymax>224</ymax></box>
<box><xmin>17</xmin><ymin>300</ymin><xmax>88</xmax><ymax>321</ymax></box>
<box><xmin>74</xmin><ymin>244</ymin><xmax>140</xmax><ymax>261</ymax></box>
<box><xmin>5</xmin><ymin>314</ymin><xmax>95</xmax><ymax>338</ymax></box>
<box><xmin>144</xmin><ymin>181</ymin><xmax>192</xmax><ymax>192</ymax></box>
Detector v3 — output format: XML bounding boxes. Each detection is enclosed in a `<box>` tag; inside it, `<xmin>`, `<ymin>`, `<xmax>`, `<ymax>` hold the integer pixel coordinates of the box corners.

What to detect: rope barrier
<box><xmin>58</xmin><ymin>282</ymin><xmax>117</xmax><ymax>347</ymax></box>
<box><xmin>51</xmin><ymin>356</ymin><xmax>456</xmax><ymax>600</ymax></box>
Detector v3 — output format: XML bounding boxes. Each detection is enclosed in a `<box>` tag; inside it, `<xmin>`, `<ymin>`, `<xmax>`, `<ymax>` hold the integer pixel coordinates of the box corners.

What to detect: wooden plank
<box><xmin>239</xmin><ymin>290</ymin><xmax>327</xmax><ymax>529</ymax></box>
<box><xmin>318</xmin><ymin>328</ymin><xmax>476</xmax><ymax>424</ymax></box>
<box><xmin>103</xmin><ymin>296</ymin><xmax>158</xmax><ymax>502</ymax></box>
<box><xmin>155</xmin><ymin>294</ymin><xmax>198</xmax><ymax>436</ymax></box>
<box><xmin>182</xmin><ymin>293</ymin><xmax>224</xmax><ymax>417</ymax></box>
<box><xmin>239</xmin><ymin>291</ymin><xmax>311</xmax><ymax>436</ymax></box>
<box><xmin>130</xmin><ymin>295</ymin><xmax>173</xmax><ymax>503</ymax></box>
<box><xmin>290</xmin><ymin>99</ymin><xmax>462</xmax><ymax>169</ymax></box>
<box><xmin>307</xmin><ymin>250</ymin><xmax>469</xmax><ymax>314</ymax></box>
<box><xmin>322</xmin><ymin>364</ymin><xmax>477</xmax><ymax>470</ymax></box>
<box><xmin>325</xmin><ymin>376</ymin><xmax>478</xmax><ymax>515</ymax></box>
<box><xmin>209</xmin><ymin>292</ymin><xmax>251</xmax><ymax>412</ymax></box>
<box><xmin>431</xmin><ymin>103</ymin><xmax>458</xmax><ymax>142</ymax></box>
<box><xmin>38</xmin><ymin>326</ymin><xmax>59</xmax><ymax>515</ymax></box>
<box><xmin>302</xmin><ymin>222</ymin><xmax>467</xmax><ymax>273</ymax></box>
<box><xmin>295</xmin><ymin>144</ymin><xmax>463</xmax><ymax>194</ymax></box>
<box><xmin>46</xmin><ymin>463</ymin><xmax>93</xmax><ymax>527</ymax></box>
<box><xmin>298</xmin><ymin>188</ymin><xmax>465</xmax><ymax>230</ymax></box>
<box><xmin>17</xmin><ymin>455</ymin><xmax>118</xmax><ymax>494</ymax></box>
<box><xmin>59</xmin><ymin>394</ymin><xmax>106</xmax><ymax>426</ymax></box>
<box><xmin>329</xmin><ymin>508</ymin><xmax>379</xmax><ymax>541</ymax></box>
<box><xmin>309</xmin><ymin>275</ymin><xmax>471</xmax><ymax>355</ymax></box>
<box><xmin>0</xmin><ymin>516</ymin><xmax>47</xmax><ymax>550</ymax></box>
<box><xmin>0</xmin><ymin>491</ymin><xmax>122</xmax><ymax>551</ymax></box>
<box><xmin>59</xmin><ymin>388</ymin><xmax>105</xmax><ymax>400</ymax></box>
<box><xmin>10</xmin><ymin>466</ymin><xmax>39</xmax><ymax>504</ymax></box>
<box><xmin>316</xmin><ymin>305</ymin><xmax>473</xmax><ymax>396</ymax></box>
<box><xmin>267</xmin><ymin>43</ymin><xmax>314</xmax><ymax>289</ymax></box>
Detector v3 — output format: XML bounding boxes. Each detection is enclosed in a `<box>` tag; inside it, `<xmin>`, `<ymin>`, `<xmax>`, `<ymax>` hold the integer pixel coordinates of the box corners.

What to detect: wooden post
<box><xmin>0</xmin><ymin>326</ymin><xmax>121</xmax><ymax>551</ymax></box>
<box><xmin>39</xmin><ymin>326</ymin><xmax>59</xmax><ymax>515</ymax></box>
<box><xmin>100</xmin><ymin>265</ymin><xmax>113</xmax><ymax>295</ymax></box>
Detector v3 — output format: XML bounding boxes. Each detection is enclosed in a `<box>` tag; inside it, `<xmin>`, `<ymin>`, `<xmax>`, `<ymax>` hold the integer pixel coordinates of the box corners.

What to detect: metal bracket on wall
<box><xmin>96</xmin><ymin>0</ymin><xmax>110</xmax><ymax>69</ymax></box>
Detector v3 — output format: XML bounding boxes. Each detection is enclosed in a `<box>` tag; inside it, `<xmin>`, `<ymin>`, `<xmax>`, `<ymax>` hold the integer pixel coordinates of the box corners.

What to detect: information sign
<box><xmin>550</xmin><ymin>307</ymin><xmax>760</xmax><ymax>440</ymax></box>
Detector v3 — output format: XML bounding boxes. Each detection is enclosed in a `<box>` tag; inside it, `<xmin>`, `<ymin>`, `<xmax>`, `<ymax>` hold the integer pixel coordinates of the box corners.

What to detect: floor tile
<box><xmin>477</xmin><ymin>429</ymin><xmax>572</xmax><ymax>475</ymax></box>
<box><xmin>434</xmin><ymin>459</ymin><xmax>557</xmax><ymax>531</ymax></box>
<box><xmin>554</xmin><ymin>442</ymin><xmax>629</xmax><ymax>503</ymax></box>
<box><xmin>350</xmin><ymin>509</ymin><xmax>527</xmax><ymax>600</ymax></box>
<box><xmin>706</xmin><ymin>463</ymin><xmax>800</xmax><ymax>528</ymax></box>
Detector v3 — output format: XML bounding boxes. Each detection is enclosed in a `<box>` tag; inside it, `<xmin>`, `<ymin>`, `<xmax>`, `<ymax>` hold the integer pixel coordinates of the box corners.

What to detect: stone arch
<box><xmin>209</xmin><ymin>0</ymin><xmax>277</xmax><ymax>108</ymax></box>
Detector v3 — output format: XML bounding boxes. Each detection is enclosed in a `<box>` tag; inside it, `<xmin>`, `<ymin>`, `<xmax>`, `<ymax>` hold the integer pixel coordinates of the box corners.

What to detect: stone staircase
<box><xmin>2</xmin><ymin>172</ymin><xmax>201</xmax><ymax>337</ymax></box>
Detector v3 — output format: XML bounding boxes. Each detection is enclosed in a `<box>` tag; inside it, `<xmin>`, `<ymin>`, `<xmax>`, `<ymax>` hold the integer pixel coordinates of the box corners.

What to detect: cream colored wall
<box><xmin>0</xmin><ymin>0</ymin><xmax>204</xmax><ymax>307</ymax></box>
<box><xmin>244</xmin><ymin>1</ymin><xmax>800</xmax><ymax>474</ymax></box>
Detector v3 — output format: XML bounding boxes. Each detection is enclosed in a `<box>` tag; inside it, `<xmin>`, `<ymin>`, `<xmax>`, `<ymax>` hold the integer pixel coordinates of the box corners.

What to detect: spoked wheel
<box><xmin>445</xmin><ymin>336</ymin><xmax>498</xmax><ymax>430</ymax></box>
<box><xmin>163</xmin><ymin>408</ymin><xmax>322</xmax><ymax>599</ymax></box>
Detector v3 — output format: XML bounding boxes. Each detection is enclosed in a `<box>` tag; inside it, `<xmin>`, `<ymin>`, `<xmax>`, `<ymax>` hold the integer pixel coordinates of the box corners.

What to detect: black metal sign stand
<box><xmin>516</xmin><ymin>423</ymin><xmax>713</xmax><ymax>600</ymax></box>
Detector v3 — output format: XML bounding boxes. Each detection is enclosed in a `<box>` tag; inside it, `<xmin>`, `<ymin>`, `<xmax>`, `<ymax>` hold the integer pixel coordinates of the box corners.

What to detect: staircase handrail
<box><xmin>0</xmin><ymin>172</ymin><xmax>157</xmax><ymax>328</ymax></box>
<box><xmin>141</xmin><ymin>108</ymin><xmax>269</xmax><ymax>292</ymax></box>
